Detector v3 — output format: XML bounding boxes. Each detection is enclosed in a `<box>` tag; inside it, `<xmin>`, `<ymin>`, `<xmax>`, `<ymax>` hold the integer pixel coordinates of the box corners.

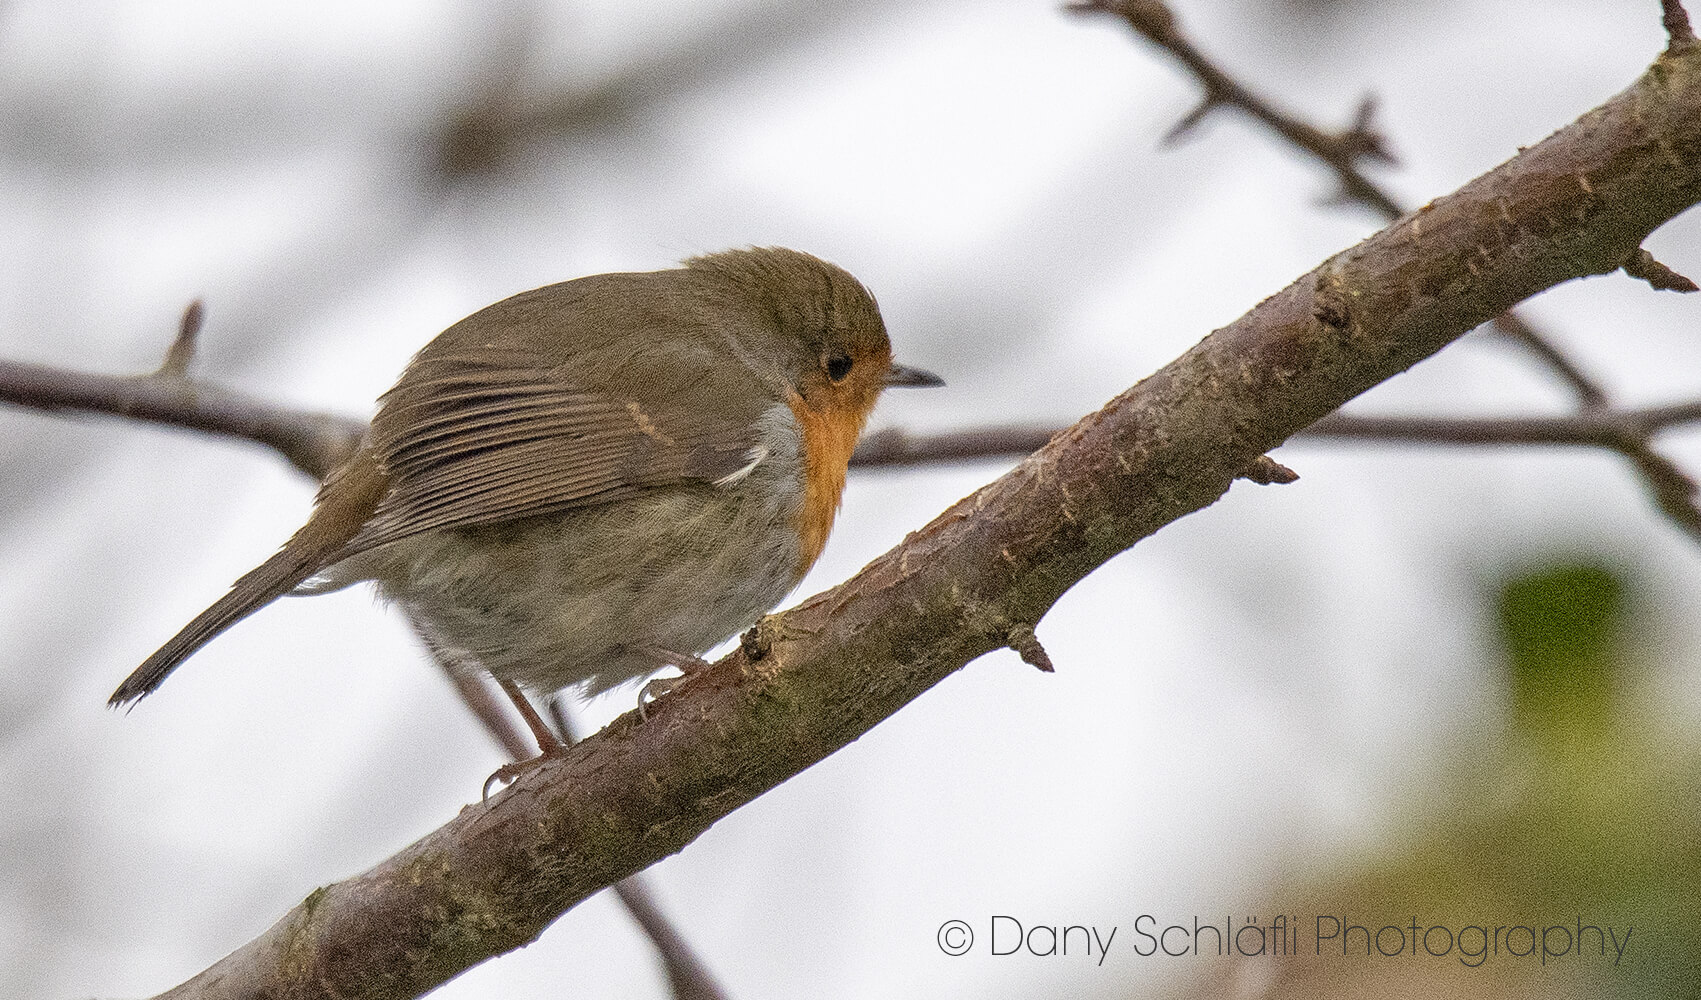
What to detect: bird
<box><xmin>110</xmin><ymin>246</ymin><xmax>942</xmax><ymax>776</ymax></box>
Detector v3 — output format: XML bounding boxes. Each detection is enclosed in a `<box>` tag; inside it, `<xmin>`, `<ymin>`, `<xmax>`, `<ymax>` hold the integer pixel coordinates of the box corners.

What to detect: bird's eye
<box><xmin>825</xmin><ymin>353</ymin><xmax>853</xmax><ymax>382</ymax></box>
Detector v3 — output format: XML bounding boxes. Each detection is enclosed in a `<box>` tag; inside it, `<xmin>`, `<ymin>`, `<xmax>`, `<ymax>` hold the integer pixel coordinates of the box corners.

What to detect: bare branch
<box><xmin>1310</xmin><ymin>407</ymin><xmax>1701</xmax><ymax>540</ymax></box>
<box><xmin>0</xmin><ymin>299</ymin><xmax>362</xmax><ymax>482</ymax></box>
<box><xmin>415</xmin><ymin>623</ymin><xmax>535</xmax><ymax>762</ymax></box>
<box><xmin>1489</xmin><ymin>311</ymin><xmax>1611</xmax><ymax>408</ymax></box>
<box><xmin>608</xmin><ymin>880</ymin><xmax>732</xmax><ymax>1000</ymax></box>
<box><xmin>1305</xmin><ymin>404</ymin><xmax>1701</xmax><ymax>445</ymax></box>
<box><xmin>10</xmin><ymin>358</ymin><xmax>1701</xmax><ymax>481</ymax></box>
<box><xmin>849</xmin><ymin>425</ymin><xmax>1056</xmax><ymax>466</ymax></box>
<box><xmin>0</xmin><ymin>356</ymin><xmax>363</xmax><ymax>481</ymax></box>
<box><xmin>1621</xmin><ymin>446</ymin><xmax>1701</xmax><ymax>540</ymax></box>
<box><xmin>864</xmin><ymin>404</ymin><xmax>1701</xmax><ymax>465</ymax></box>
<box><xmin>1072</xmin><ymin>0</ymin><xmax>1701</xmax><ymax>542</ymax></box>
<box><xmin>1067</xmin><ymin>0</ymin><xmax>1403</xmax><ymax>218</ymax></box>
<box><xmin>149</xmin><ymin>37</ymin><xmax>1701</xmax><ymax>997</ymax></box>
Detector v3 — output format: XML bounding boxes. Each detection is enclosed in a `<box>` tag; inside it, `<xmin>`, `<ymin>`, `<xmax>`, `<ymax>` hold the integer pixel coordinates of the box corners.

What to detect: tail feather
<box><xmin>110</xmin><ymin>448</ymin><xmax>386</xmax><ymax>708</ymax></box>
<box><xmin>109</xmin><ymin>545</ymin><xmax>327</xmax><ymax>707</ymax></box>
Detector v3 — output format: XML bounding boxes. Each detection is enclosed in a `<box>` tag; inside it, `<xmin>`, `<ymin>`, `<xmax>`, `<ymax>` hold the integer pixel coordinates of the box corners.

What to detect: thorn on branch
<box><xmin>1007</xmin><ymin>623</ymin><xmax>1054</xmax><ymax>673</ymax></box>
<box><xmin>1163</xmin><ymin>94</ymin><xmax>1225</xmax><ymax>145</ymax></box>
<box><xmin>1621</xmin><ymin>247</ymin><xmax>1699</xmax><ymax>292</ymax></box>
<box><xmin>154</xmin><ymin>299</ymin><xmax>204</xmax><ymax>379</ymax></box>
<box><xmin>1622</xmin><ymin>446</ymin><xmax>1701</xmax><ymax>541</ymax></box>
<box><xmin>1340</xmin><ymin>94</ymin><xmax>1398</xmax><ymax>166</ymax></box>
<box><xmin>1065</xmin><ymin>0</ymin><xmax>1178</xmax><ymax>42</ymax></box>
<box><xmin>1239</xmin><ymin>455</ymin><xmax>1299</xmax><ymax>485</ymax></box>
<box><xmin>1662</xmin><ymin>0</ymin><xmax>1696</xmax><ymax>51</ymax></box>
<box><xmin>1318</xmin><ymin>185</ymin><xmax>1363</xmax><ymax>210</ymax></box>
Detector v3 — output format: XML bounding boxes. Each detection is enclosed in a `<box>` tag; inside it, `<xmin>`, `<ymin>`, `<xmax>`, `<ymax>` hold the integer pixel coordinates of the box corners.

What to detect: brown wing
<box><xmin>339</xmin><ymin>348</ymin><xmax>761</xmax><ymax>556</ymax></box>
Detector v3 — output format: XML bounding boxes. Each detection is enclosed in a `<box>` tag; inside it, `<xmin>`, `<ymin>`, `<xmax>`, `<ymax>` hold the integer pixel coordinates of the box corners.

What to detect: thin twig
<box><xmin>1488</xmin><ymin>312</ymin><xmax>1609</xmax><ymax>408</ymax></box>
<box><xmin>1484</xmin><ymin>322</ymin><xmax>1701</xmax><ymax>540</ymax></box>
<box><xmin>1066</xmin><ymin>0</ymin><xmax>1400</xmax><ymax>215</ymax></box>
<box><xmin>413</xmin><ymin>620</ymin><xmax>535</xmax><ymax>761</ymax></box>
<box><xmin>1065</xmin><ymin>0</ymin><xmax>1605</xmax><ymax>392</ymax></box>
<box><xmin>1307</xmin><ymin>405</ymin><xmax>1701</xmax><ymax>445</ymax></box>
<box><xmin>854</xmin><ymin>406</ymin><xmax>1701</xmax><ymax>464</ymax></box>
<box><xmin>0</xmin><ymin>356</ymin><xmax>363</xmax><ymax>481</ymax></box>
<box><xmin>1070</xmin><ymin>0</ymin><xmax>1701</xmax><ymax>540</ymax></box>
<box><xmin>849</xmin><ymin>425</ymin><xmax>1056</xmax><ymax>466</ymax></box>
<box><xmin>8</xmin><ymin>357</ymin><xmax>1701</xmax><ymax>471</ymax></box>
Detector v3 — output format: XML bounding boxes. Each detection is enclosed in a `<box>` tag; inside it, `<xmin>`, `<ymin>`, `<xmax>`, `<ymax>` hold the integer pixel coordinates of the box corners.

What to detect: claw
<box><xmin>637</xmin><ymin>675</ymin><xmax>680</xmax><ymax>721</ymax></box>
<box><xmin>481</xmin><ymin>754</ymin><xmax>548</xmax><ymax>804</ymax></box>
<box><xmin>631</xmin><ymin>647</ymin><xmax>715</xmax><ymax>721</ymax></box>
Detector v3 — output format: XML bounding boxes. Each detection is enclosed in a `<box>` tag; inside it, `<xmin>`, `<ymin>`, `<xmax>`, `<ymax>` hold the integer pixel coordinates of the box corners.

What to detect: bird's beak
<box><xmin>885</xmin><ymin>362</ymin><xmax>945</xmax><ymax>388</ymax></box>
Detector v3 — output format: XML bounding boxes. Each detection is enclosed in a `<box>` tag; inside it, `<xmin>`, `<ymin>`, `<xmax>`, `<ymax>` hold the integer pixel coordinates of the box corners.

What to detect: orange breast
<box><xmin>785</xmin><ymin>389</ymin><xmax>866</xmax><ymax>574</ymax></box>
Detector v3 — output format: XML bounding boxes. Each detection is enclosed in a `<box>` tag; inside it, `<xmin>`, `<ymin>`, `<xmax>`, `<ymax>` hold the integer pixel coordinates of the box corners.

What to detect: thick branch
<box><xmin>543</xmin><ymin>700</ymin><xmax>731</xmax><ymax>1000</ymax></box>
<box><xmin>154</xmin><ymin>38</ymin><xmax>1701</xmax><ymax>999</ymax></box>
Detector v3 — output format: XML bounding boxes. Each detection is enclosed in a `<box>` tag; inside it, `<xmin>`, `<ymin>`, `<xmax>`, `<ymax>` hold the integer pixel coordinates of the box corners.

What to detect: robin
<box><xmin>110</xmin><ymin>247</ymin><xmax>942</xmax><ymax>775</ymax></box>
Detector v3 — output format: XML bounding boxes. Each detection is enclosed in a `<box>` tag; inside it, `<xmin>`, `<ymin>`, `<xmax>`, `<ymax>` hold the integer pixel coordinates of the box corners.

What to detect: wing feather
<box><xmin>339</xmin><ymin>352</ymin><xmax>761</xmax><ymax>555</ymax></box>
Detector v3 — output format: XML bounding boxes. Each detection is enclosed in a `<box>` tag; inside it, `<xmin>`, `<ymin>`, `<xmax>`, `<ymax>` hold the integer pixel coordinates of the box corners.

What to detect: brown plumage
<box><xmin>111</xmin><ymin>247</ymin><xmax>941</xmax><ymax>719</ymax></box>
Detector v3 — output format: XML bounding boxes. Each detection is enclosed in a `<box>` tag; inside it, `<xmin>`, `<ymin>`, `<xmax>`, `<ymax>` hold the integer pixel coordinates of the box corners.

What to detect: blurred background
<box><xmin>2</xmin><ymin>0</ymin><xmax>1699</xmax><ymax>996</ymax></box>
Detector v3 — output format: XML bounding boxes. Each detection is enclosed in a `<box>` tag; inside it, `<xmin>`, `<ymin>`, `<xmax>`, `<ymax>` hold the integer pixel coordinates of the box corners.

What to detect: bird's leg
<box><xmin>407</xmin><ymin>615</ymin><xmax>566</xmax><ymax>802</ymax></box>
<box><xmin>632</xmin><ymin>645</ymin><xmax>715</xmax><ymax>720</ymax></box>
<box><xmin>499</xmin><ymin>678</ymin><xmax>565</xmax><ymax>755</ymax></box>
<box><xmin>481</xmin><ymin>679</ymin><xmax>567</xmax><ymax>802</ymax></box>
<box><xmin>411</xmin><ymin>619</ymin><xmax>535</xmax><ymax>760</ymax></box>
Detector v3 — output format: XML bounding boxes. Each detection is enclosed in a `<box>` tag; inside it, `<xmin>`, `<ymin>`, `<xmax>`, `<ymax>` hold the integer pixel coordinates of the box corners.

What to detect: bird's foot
<box><xmin>482</xmin><ymin>678</ymin><xmax>569</xmax><ymax>804</ymax></box>
<box><xmin>633</xmin><ymin>646</ymin><xmax>715</xmax><ymax>720</ymax></box>
<box><xmin>481</xmin><ymin>748</ymin><xmax>568</xmax><ymax>803</ymax></box>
